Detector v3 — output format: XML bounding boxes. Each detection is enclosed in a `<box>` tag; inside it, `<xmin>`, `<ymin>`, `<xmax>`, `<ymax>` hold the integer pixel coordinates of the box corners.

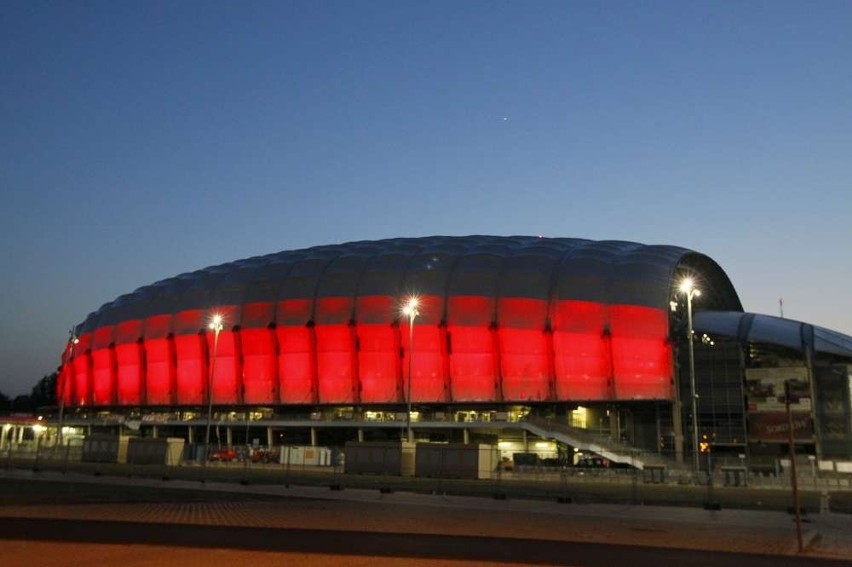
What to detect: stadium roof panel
<box><xmin>76</xmin><ymin>235</ymin><xmax>743</xmax><ymax>333</ymax></box>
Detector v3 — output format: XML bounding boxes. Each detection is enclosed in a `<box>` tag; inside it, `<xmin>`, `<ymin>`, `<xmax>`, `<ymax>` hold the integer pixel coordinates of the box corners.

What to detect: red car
<box><xmin>209</xmin><ymin>448</ymin><xmax>238</xmax><ymax>462</ymax></box>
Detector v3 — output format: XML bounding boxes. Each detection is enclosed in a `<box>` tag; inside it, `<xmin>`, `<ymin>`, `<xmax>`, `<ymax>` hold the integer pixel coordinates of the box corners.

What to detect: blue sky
<box><xmin>1</xmin><ymin>1</ymin><xmax>850</xmax><ymax>396</ymax></box>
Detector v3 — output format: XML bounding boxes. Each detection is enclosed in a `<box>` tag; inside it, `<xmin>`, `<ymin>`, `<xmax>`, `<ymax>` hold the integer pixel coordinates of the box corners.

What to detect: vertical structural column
<box><xmin>609</xmin><ymin>408</ymin><xmax>619</xmax><ymax>442</ymax></box>
<box><xmin>802</xmin><ymin>324</ymin><xmax>822</xmax><ymax>461</ymax></box>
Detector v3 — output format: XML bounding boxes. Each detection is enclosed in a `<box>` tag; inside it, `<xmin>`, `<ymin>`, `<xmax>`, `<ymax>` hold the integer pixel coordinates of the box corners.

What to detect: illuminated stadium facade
<box><xmin>52</xmin><ymin>236</ymin><xmax>852</xmax><ymax>468</ymax></box>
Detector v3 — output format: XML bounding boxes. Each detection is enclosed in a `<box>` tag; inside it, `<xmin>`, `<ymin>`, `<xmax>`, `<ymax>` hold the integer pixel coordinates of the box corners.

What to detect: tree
<box><xmin>12</xmin><ymin>395</ymin><xmax>32</xmax><ymax>412</ymax></box>
<box><xmin>30</xmin><ymin>372</ymin><xmax>57</xmax><ymax>409</ymax></box>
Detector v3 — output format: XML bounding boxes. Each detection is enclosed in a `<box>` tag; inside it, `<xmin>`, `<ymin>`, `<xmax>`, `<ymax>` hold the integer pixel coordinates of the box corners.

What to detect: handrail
<box><xmin>521</xmin><ymin>416</ymin><xmax>677</xmax><ymax>470</ymax></box>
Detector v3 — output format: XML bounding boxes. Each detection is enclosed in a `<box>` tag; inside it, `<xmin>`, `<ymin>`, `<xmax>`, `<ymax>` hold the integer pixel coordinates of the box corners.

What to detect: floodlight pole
<box><xmin>204</xmin><ymin>315</ymin><xmax>223</xmax><ymax>465</ymax></box>
<box><xmin>57</xmin><ymin>329</ymin><xmax>78</xmax><ymax>448</ymax></box>
<box><xmin>403</xmin><ymin>299</ymin><xmax>419</xmax><ymax>444</ymax></box>
<box><xmin>685</xmin><ymin>287</ymin><xmax>700</xmax><ymax>475</ymax></box>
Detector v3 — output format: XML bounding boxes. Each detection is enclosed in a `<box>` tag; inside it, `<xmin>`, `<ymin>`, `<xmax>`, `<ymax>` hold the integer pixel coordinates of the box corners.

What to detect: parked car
<box><xmin>209</xmin><ymin>447</ymin><xmax>238</xmax><ymax>462</ymax></box>
<box><xmin>250</xmin><ymin>448</ymin><xmax>280</xmax><ymax>463</ymax></box>
<box><xmin>576</xmin><ymin>456</ymin><xmax>610</xmax><ymax>468</ymax></box>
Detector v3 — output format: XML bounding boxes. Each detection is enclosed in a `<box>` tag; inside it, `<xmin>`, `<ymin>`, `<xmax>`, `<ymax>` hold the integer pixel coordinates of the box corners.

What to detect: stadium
<box><xmin>10</xmin><ymin>236</ymin><xmax>852</xmax><ymax>475</ymax></box>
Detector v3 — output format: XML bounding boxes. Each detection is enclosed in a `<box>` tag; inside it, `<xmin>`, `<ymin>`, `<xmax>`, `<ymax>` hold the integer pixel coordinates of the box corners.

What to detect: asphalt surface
<box><xmin>2</xmin><ymin>469</ymin><xmax>852</xmax><ymax>566</ymax></box>
<box><xmin>0</xmin><ymin>516</ymin><xmax>844</xmax><ymax>567</ymax></box>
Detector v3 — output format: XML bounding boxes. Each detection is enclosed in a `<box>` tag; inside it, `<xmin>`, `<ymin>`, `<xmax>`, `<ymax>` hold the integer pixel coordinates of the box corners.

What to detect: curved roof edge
<box><xmin>74</xmin><ymin>235</ymin><xmax>743</xmax><ymax>333</ymax></box>
<box><xmin>694</xmin><ymin>311</ymin><xmax>852</xmax><ymax>358</ymax></box>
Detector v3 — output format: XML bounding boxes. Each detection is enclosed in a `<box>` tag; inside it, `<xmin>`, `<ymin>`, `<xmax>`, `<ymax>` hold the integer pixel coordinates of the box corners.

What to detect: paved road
<box><xmin>0</xmin><ymin>516</ymin><xmax>848</xmax><ymax>567</ymax></box>
<box><xmin>3</xmin><ymin>470</ymin><xmax>852</xmax><ymax>566</ymax></box>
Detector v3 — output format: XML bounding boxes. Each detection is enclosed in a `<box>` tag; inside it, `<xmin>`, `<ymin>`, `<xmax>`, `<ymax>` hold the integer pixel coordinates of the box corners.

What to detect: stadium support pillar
<box><xmin>151</xmin><ymin>426</ymin><xmax>159</xmax><ymax>439</ymax></box>
<box><xmin>226</xmin><ymin>427</ymin><xmax>233</xmax><ymax>446</ymax></box>
<box><xmin>609</xmin><ymin>409</ymin><xmax>619</xmax><ymax>442</ymax></box>
<box><xmin>523</xmin><ymin>430</ymin><xmax>528</xmax><ymax>452</ymax></box>
<box><xmin>357</xmin><ymin>428</ymin><xmax>364</xmax><ymax>442</ymax></box>
<box><xmin>463</xmin><ymin>429</ymin><xmax>470</xmax><ymax>444</ymax></box>
<box><xmin>310</xmin><ymin>427</ymin><xmax>318</xmax><ymax>447</ymax></box>
<box><xmin>266</xmin><ymin>427</ymin><xmax>273</xmax><ymax>447</ymax></box>
<box><xmin>188</xmin><ymin>427</ymin><xmax>194</xmax><ymax>444</ymax></box>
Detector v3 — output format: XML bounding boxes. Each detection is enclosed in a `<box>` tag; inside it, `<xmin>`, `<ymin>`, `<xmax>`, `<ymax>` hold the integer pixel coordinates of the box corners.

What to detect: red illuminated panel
<box><xmin>91</xmin><ymin>326</ymin><xmax>116</xmax><ymax>405</ymax></box>
<box><xmin>206</xmin><ymin>329</ymin><xmax>241</xmax><ymax>404</ymax></box>
<box><xmin>276</xmin><ymin>299</ymin><xmax>315</xmax><ymax>403</ymax></box>
<box><xmin>174</xmin><ymin>309</ymin><xmax>206</xmax><ymax>335</ymax></box>
<box><xmin>448</xmin><ymin>326</ymin><xmax>497</xmax><ymax>402</ymax></box>
<box><xmin>145</xmin><ymin>314</ymin><xmax>172</xmax><ymax>338</ymax></box>
<box><xmin>357</xmin><ymin>323</ymin><xmax>400</xmax><ymax>403</ymax></box>
<box><xmin>174</xmin><ymin>333</ymin><xmax>206</xmax><ymax>405</ymax></box>
<box><xmin>241</xmin><ymin>301</ymin><xmax>275</xmax><ymax>328</ymax></box>
<box><xmin>499</xmin><ymin>328</ymin><xmax>550</xmax><ymax>401</ymax></box>
<box><xmin>552</xmin><ymin>300</ymin><xmax>611</xmax><ymax>401</ymax></box>
<box><xmin>91</xmin><ymin>347</ymin><xmax>116</xmax><ymax>405</ymax></box>
<box><xmin>116</xmin><ymin>319</ymin><xmax>143</xmax><ymax>344</ymax></box>
<box><xmin>143</xmin><ymin>315</ymin><xmax>173</xmax><ymax>405</ymax></box>
<box><xmin>276</xmin><ymin>325</ymin><xmax>315</xmax><ymax>403</ymax></box>
<box><xmin>144</xmin><ymin>337</ymin><xmax>174</xmax><ymax>405</ymax></box>
<box><xmin>315</xmin><ymin>297</ymin><xmax>356</xmax><ymax>404</ymax></box>
<box><xmin>498</xmin><ymin>298</ymin><xmax>550</xmax><ymax>401</ymax></box>
<box><xmin>447</xmin><ymin>295</ymin><xmax>496</xmax><ymax>402</ymax></box>
<box><xmin>610</xmin><ymin>305</ymin><xmax>672</xmax><ymax>400</ymax></box>
<box><xmin>115</xmin><ymin>341</ymin><xmax>143</xmax><ymax>405</ymax></box>
<box><xmin>356</xmin><ymin>295</ymin><xmax>398</xmax><ymax>324</ymax></box>
<box><xmin>315</xmin><ymin>324</ymin><xmax>356</xmax><ymax>403</ymax></box>
<box><xmin>405</xmin><ymin>324</ymin><xmax>448</xmax><ymax>402</ymax></box>
<box><xmin>447</xmin><ymin>295</ymin><xmax>493</xmax><ymax>326</ymax></box>
<box><xmin>241</xmin><ymin>327</ymin><xmax>277</xmax><ymax>404</ymax></box>
<box><xmin>115</xmin><ymin>320</ymin><xmax>144</xmax><ymax>405</ymax></box>
<box><xmin>72</xmin><ymin>333</ymin><xmax>92</xmax><ymax>406</ymax></box>
<box><xmin>355</xmin><ymin>295</ymin><xmax>401</xmax><ymax>403</ymax></box>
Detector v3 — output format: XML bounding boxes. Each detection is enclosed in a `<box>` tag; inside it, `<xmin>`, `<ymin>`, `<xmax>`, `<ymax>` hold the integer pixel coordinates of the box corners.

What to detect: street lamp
<box><xmin>57</xmin><ymin>329</ymin><xmax>79</xmax><ymax>448</ymax></box>
<box><xmin>402</xmin><ymin>297</ymin><xmax>419</xmax><ymax>444</ymax></box>
<box><xmin>204</xmin><ymin>314</ymin><xmax>224</xmax><ymax>465</ymax></box>
<box><xmin>679</xmin><ymin>278</ymin><xmax>702</xmax><ymax>475</ymax></box>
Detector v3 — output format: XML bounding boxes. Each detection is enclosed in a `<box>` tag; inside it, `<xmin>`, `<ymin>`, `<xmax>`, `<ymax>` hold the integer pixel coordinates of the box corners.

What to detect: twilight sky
<box><xmin>1</xmin><ymin>1</ymin><xmax>850</xmax><ymax>397</ymax></box>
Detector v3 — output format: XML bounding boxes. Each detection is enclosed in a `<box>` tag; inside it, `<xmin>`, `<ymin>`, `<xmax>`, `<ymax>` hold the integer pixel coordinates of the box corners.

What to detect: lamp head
<box><xmin>209</xmin><ymin>314</ymin><xmax>224</xmax><ymax>331</ymax></box>
<box><xmin>678</xmin><ymin>278</ymin><xmax>701</xmax><ymax>298</ymax></box>
<box><xmin>402</xmin><ymin>297</ymin><xmax>420</xmax><ymax>318</ymax></box>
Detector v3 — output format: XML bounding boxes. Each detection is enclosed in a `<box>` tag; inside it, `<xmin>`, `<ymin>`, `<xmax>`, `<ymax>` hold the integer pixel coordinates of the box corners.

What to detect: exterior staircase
<box><xmin>519</xmin><ymin>416</ymin><xmax>677</xmax><ymax>470</ymax></box>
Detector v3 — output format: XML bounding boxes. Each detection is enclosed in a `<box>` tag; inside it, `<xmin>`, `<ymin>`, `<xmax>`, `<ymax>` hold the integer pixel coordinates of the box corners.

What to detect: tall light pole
<box><xmin>57</xmin><ymin>329</ymin><xmax>79</xmax><ymax>448</ymax></box>
<box><xmin>679</xmin><ymin>278</ymin><xmax>702</xmax><ymax>475</ymax></box>
<box><xmin>402</xmin><ymin>297</ymin><xmax>419</xmax><ymax>444</ymax></box>
<box><xmin>204</xmin><ymin>314</ymin><xmax>224</xmax><ymax>465</ymax></box>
